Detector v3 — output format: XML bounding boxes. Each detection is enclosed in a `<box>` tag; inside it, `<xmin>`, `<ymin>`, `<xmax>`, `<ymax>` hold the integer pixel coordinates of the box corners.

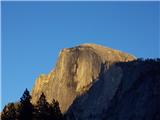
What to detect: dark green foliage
<box><xmin>20</xmin><ymin>88</ymin><xmax>31</xmax><ymax>104</ymax></box>
<box><xmin>1</xmin><ymin>89</ymin><xmax>63</xmax><ymax>120</ymax></box>
<box><xmin>19</xmin><ymin>88</ymin><xmax>34</xmax><ymax>120</ymax></box>
<box><xmin>37</xmin><ymin>93</ymin><xmax>48</xmax><ymax>108</ymax></box>
<box><xmin>35</xmin><ymin>93</ymin><xmax>50</xmax><ymax>120</ymax></box>
<box><xmin>35</xmin><ymin>93</ymin><xmax>63</xmax><ymax>120</ymax></box>
<box><xmin>49</xmin><ymin>99</ymin><xmax>63</xmax><ymax>120</ymax></box>
<box><xmin>1</xmin><ymin>103</ymin><xmax>17</xmax><ymax>120</ymax></box>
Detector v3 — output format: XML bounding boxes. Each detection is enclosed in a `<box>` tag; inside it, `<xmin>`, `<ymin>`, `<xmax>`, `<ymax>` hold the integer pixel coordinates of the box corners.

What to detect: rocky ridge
<box><xmin>31</xmin><ymin>43</ymin><xmax>135</xmax><ymax>113</ymax></box>
<box><xmin>66</xmin><ymin>59</ymin><xmax>160</xmax><ymax>120</ymax></box>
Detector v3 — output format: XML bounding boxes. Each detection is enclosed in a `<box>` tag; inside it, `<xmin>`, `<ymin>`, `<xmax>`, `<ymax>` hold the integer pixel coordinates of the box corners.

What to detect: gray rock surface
<box><xmin>31</xmin><ymin>43</ymin><xmax>160</xmax><ymax>120</ymax></box>
<box><xmin>66</xmin><ymin>64</ymin><xmax>123</xmax><ymax>120</ymax></box>
<box><xmin>102</xmin><ymin>60</ymin><xmax>160</xmax><ymax>120</ymax></box>
<box><xmin>31</xmin><ymin>43</ymin><xmax>135</xmax><ymax>112</ymax></box>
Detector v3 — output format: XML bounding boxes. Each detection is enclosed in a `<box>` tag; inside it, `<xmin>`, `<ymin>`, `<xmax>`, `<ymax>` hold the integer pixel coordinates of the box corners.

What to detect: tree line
<box><xmin>1</xmin><ymin>89</ymin><xmax>63</xmax><ymax>120</ymax></box>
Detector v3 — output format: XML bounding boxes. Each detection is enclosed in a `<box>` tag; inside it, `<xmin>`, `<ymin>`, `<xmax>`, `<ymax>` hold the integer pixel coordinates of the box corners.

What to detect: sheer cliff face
<box><xmin>31</xmin><ymin>44</ymin><xmax>135</xmax><ymax>112</ymax></box>
<box><xmin>102</xmin><ymin>60</ymin><xmax>160</xmax><ymax>120</ymax></box>
<box><xmin>66</xmin><ymin>59</ymin><xmax>160</xmax><ymax>120</ymax></box>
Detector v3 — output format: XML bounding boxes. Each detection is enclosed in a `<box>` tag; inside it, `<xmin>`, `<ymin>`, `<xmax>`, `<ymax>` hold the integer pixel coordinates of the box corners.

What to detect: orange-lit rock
<box><xmin>31</xmin><ymin>43</ymin><xmax>135</xmax><ymax>112</ymax></box>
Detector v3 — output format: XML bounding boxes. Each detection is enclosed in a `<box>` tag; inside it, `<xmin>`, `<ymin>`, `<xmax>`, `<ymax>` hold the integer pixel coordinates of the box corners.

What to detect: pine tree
<box><xmin>49</xmin><ymin>99</ymin><xmax>63</xmax><ymax>120</ymax></box>
<box><xmin>1</xmin><ymin>103</ymin><xmax>17</xmax><ymax>120</ymax></box>
<box><xmin>36</xmin><ymin>92</ymin><xmax>50</xmax><ymax>120</ymax></box>
<box><xmin>35</xmin><ymin>93</ymin><xmax>63</xmax><ymax>120</ymax></box>
<box><xmin>19</xmin><ymin>88</ymin><xmax>33</xmax><ymax>120</ymax></box>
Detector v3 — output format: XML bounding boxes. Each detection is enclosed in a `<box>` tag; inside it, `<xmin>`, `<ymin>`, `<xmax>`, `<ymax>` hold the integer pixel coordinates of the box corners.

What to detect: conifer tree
<box><xmin>1</xmin><ymin>103</ymin><xmax>17</xmax><ymax>120</ymax></box>
<box><xmin>19</xmin><ymin>88</ymin><xmax>33</xmax><ymax>120</ymax></box>
<box><xmin>35</xmin><ymin>93</ymin><xmax>63</xmax><ymax>120</ymax></box>
<box><xmin>49</xmin><ymin>99</ymin><xmax>63</xmax><ymax>120</ymax></box>
<box><xmin>36</xmin><ymin>92</ymin><xmax>50</xmax><ymax>120</ymax></box>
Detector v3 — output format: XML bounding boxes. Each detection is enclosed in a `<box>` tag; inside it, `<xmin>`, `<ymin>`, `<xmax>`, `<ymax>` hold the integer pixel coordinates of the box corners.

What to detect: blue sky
<box><xmin>1</xmin><ymin>1</ymin><xmax>159</xmax><ymax>110</ymax></box>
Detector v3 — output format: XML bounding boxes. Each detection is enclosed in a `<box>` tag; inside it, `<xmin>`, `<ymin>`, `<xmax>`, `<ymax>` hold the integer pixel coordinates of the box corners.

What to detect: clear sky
<box><xmin>1</xmin><ymin>1</ymin><xmax>159</xmax><ymax>110</ymax></box>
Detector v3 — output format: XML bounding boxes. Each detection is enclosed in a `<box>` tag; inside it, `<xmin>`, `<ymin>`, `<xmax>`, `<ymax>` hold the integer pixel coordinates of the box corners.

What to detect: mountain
<box><xmin>31</xmin><ymin>43</ymin><xmax>160</xmax><ymax>120</ymax></box>
<box><xmin>66</xmin><ymin>59</ymin><xmax>160</xmax><ymax>120</ymax></box>
<box><xmin>102</xmin><ymin>59</ymin><xmax>160</xmax><ymax>120</ymax></box>
<box><xmin>31</xmin><ymin>43</ymin><xmax>135</xmax><ymax>113</ymax></box>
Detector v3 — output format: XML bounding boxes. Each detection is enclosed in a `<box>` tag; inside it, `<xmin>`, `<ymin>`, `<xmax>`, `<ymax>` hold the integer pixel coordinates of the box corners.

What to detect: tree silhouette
<box><xmin>18</xmin><ymin>88</ymin><xmax>33</xmax><ymax>120</ymax></box>
<box><xmin>35</xmin><ymin>92</ymin><xmax>63</xmax><ymax>120</ymax></box>
<box><xmin>48</xmin><ymin>99</ymin><xmax>63</xmax><ymax>120</ymax></box>
<box><xmin>35</xmin><ymin>92</ymin><xmax>50</xmax><ymax>120</ymax></box>
<box><xmin>1</xmin><ymin>90</ymin><xmax>63</xmax><ymax>120</ymax></box>
<box><xmin>1</xmin><ymin>103</ymin><xmax>17</xmax><ymax>120</ymax></box>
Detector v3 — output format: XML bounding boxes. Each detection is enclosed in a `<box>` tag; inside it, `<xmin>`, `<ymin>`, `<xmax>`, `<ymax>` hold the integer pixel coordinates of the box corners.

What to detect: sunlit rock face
<box><xmin>31</xmin><ymin>43</ymin><xmax>135</xmax><ymax>112</ymax></box>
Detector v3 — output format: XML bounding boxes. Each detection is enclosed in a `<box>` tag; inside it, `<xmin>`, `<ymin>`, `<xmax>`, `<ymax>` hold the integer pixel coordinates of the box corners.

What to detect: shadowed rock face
<box><xmin>102</xmin><ymin>60</ymin><xmax>160</xmax><ymax>120</ymax></box>
<box><xmin>66</xmin><ymin>64</ymin><xmax>124</xmax><ymax>120</ymax></box>
<box><xmin>66</xmin><ymin>59</ymin><xmax>160</xmax><ymax>120</ymax></box>
<box><xmin>31</xmin><ymin>43</ymin><xmax>135</xmax><ymax>112</ymax></box>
